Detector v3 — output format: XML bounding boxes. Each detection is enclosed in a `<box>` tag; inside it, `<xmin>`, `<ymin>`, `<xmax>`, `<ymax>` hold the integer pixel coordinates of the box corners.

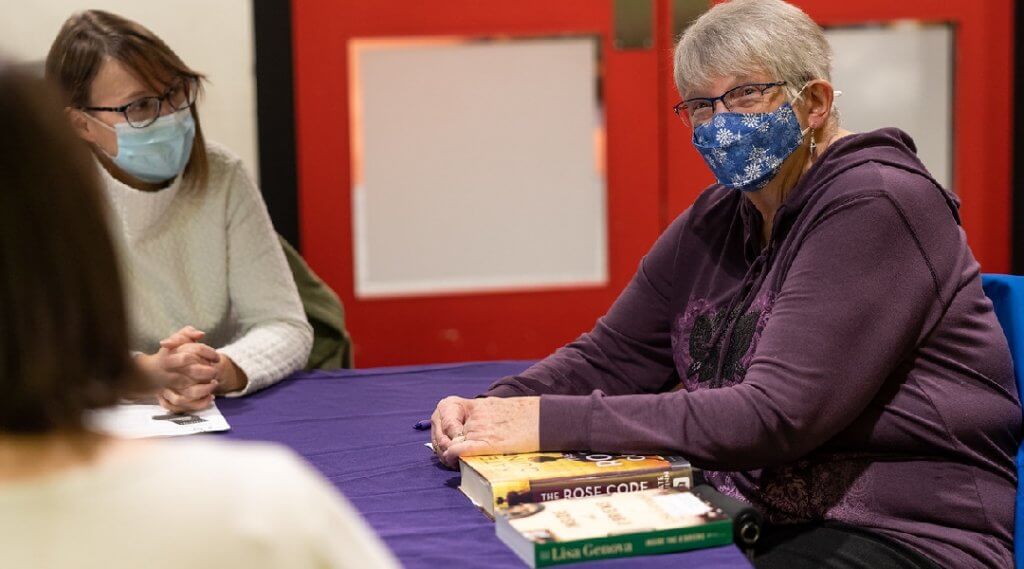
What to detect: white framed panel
<box><xmin>826</xmin><ymin>23</ymin><xmax>953</xmax><ymax>190</ymax></box>
<box><xmin>350</xmin><ymin>36</ymin><xmax>607</xmax><ymax>298</ymax></box>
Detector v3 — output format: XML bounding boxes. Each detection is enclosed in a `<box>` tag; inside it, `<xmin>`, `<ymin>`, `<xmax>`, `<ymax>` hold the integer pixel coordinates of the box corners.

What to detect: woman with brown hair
<box><xmin>45</xmin><ymin>10</ymin><xmax>312</xmax><ymax>412</ymax></box>
<box><xmin>0</xmin><ymin>66</ymin><xmax>397</xmax><ymax>569</ymax></box>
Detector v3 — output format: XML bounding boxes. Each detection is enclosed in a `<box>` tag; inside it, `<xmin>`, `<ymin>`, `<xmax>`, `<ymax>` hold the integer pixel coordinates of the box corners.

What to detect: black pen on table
<box><xmin>413</xmin><ymin>419</ymin><xmax>431</xmax><ymax>430</ymax></box>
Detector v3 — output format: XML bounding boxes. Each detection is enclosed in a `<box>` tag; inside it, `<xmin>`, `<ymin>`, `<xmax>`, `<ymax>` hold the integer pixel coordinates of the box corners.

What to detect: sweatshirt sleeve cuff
<box><xmin>480</xmin><ymin>384</ymin><xmax>524</xmax><ymax>398</ymax></box>
<box><xmin>539</xmin><ymin>394</ymin><xmax>593</xmax><ymax>451</ymax></box>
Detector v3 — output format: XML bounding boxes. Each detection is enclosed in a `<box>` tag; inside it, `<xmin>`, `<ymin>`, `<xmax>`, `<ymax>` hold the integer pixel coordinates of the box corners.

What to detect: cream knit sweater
<box><xmin>99</xmin><ymin>142</ymin><xmax>313</xmax><ymax>396</ymax></box>
<box><xmin>0</xmin><ymin>439</ymin><xmax>400</xmax><ymax>569</ymax></box>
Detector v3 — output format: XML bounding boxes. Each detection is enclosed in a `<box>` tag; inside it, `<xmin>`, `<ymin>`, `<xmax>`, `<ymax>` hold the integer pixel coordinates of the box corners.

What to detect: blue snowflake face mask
<box><xmin>692</xmin><ymin>96</ymin><xmax>810</xmax><ymax>192</ymax></box>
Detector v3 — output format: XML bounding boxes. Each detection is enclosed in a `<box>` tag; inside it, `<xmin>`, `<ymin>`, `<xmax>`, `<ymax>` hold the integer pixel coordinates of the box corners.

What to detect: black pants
<box><xmin>752</xmin><ymin>522</ymin><xmax>941</xmax><ymax>569</ymax></box>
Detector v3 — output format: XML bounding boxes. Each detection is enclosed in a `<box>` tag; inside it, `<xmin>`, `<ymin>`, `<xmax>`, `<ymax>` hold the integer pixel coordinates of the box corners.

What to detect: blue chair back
<box><xmin>981</xmin><ymin>273</ymin><xmax>1024</xmax><ymax>567</ymax></box>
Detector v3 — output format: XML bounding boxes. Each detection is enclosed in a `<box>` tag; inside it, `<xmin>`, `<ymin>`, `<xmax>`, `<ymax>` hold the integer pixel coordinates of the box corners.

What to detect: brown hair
<box><xmin>44</xmin><ymin>10</ymin><xmax>209</xmax><ymax>188</ymax></box>
<box><xmin>0</xmin><ymin>67</ymin><xmax>143</xmax><ymax>434</ymax></box>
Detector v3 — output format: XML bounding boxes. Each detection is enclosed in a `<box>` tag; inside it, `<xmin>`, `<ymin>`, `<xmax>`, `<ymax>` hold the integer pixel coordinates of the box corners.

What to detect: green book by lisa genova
<box><xmin>496</xmin><ymin>487</ymin><xmax>733</xmax><ymax>567</ymax></box>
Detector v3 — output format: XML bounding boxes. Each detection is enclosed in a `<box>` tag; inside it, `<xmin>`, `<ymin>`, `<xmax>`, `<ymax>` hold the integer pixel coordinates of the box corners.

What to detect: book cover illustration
<box><xmin>460</xmin><ymin>451</ymin><xmax>692</xmax><ymax>515</ymax></box>
<box><xmin>497</xmin><ymin>488</ymin><xmax>732</xmax><ymax>567</ymax></box>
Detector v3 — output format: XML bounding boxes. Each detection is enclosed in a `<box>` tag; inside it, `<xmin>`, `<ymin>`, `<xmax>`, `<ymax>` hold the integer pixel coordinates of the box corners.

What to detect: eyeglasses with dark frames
<box><xmin>673</xmin><ymin>81</ymin><xmax>787</xmax><ymax>127</ymax></box>
<box><xmin>80</xmin><ymin>76</ymin><xmax>200</xmax><ymax>129</ymax></box>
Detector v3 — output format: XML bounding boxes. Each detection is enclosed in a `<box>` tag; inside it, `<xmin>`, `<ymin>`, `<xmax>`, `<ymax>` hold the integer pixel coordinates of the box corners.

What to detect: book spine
<box><xmin>505</xmin><ymin>468</ymin><xmax>693</xmax><ymax>507</ymax></box>
<box><xmin>533</xmin><ymin>520</ymin><xmax>733</xmax><ymax>567</ymax></box>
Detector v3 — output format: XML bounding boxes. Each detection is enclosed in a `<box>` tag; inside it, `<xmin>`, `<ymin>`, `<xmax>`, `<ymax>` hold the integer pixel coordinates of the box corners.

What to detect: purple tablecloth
<box><xmin>218</xmin><ymin>361</ymin><xmax>752</xmax><ymax>569</ymax></box>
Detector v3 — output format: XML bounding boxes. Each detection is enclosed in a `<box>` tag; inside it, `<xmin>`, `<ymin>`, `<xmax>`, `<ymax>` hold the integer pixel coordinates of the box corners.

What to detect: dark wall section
<box><xmin>1014</xmin><ymin>2</ymin><xmax>1023</xmax><ymax>273</ymax></box>
<box><xmin>253</xmin><ymin>0</ymin><xmax>300</xmax><ymax>250</ymax></box>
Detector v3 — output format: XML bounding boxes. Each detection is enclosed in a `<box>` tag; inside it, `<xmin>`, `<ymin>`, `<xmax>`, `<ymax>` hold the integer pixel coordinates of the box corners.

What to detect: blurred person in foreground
<box><xmin>0</xmin><ymin>66</ymin><xmax>398</xmax><ymax>569</ymax></box>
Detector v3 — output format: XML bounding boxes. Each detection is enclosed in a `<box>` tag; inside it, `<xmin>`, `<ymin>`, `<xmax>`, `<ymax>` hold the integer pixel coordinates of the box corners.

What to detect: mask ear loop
<box><xmin>79</xmin><ymin>110</ymin><xmax>121</xmax><ymax>159</ymax></box>
<box><xmin>81</xmin><ymin>109</ymin><xmax>117</xmax><ymax>134</ymax></box>
<box><xmin>807</xmin><ymin>86</ymin><xmax>844</xmax><ymax>160</ymax></box>
<box><xmin>792</xmin><ymin>83</ymin><xmax>824</xmax><ymax>159</ymax></box>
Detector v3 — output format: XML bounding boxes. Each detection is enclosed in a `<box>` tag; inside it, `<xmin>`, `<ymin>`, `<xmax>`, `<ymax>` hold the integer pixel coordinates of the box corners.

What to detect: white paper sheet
<box><xmin>87</xmin><ymin>401</ymin><xmax>230</xmax><ymax>438</ymax></box>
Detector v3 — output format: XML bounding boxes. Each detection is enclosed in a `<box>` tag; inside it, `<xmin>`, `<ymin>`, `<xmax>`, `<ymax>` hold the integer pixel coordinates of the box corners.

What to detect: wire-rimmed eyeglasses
<box><xmin>80</xmin><ymin>76</ymin><xmax>200</xmax><ymax>128</ymax></box>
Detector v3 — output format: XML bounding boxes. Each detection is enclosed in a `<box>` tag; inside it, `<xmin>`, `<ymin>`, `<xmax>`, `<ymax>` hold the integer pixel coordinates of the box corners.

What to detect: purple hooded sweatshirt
<box><xmin>484</xmin><ymin>128</ymin><xmax>1021</xmax><ymax>568</ymax></box>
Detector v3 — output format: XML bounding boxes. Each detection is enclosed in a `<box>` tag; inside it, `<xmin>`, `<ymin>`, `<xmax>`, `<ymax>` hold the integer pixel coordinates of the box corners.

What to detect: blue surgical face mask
<box><xmin>691</xmin><ymin>98</ymin><xmax>809</xmax><ymax>192</ymax></box>
<box><xmin>92</xmin><ymin>109</ymin><xmax>196</xmax><ymax>184</ymax></box>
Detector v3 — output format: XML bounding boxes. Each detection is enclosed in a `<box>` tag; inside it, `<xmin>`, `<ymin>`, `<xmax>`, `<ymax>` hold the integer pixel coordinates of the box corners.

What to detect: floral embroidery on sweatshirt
<box><xmin>671</xmin><ymin>293</ymin><xmax>776</xmax><ymax>391</ymax></box>
<box><xmin>703</xmin><ymin>458</ymin><xmax>874</xmax><ymax>526</ymax></box>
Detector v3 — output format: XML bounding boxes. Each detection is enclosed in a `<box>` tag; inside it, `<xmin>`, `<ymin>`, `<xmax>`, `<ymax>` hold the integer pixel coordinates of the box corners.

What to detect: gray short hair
<box><xmin>674</xmin><ymin>0</ymin><xmax>832</xmax><ymax>101</ymax></box>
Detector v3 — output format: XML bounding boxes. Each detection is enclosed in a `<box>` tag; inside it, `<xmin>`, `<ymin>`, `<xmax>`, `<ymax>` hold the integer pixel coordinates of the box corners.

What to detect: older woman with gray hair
<box><xmin>432</xmin><ymin>1</ymin><xmax>1020</xmax><ymax>567</ymax></box>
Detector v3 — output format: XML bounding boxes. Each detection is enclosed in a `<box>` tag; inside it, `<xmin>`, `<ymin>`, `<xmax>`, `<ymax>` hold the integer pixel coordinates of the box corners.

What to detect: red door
<box><xmin>293</xmin><ymin>1</ymin><xmax>1012</xmax><ymax>367</ymax></box>
<box><xmin>661</xmin><ymin>0</ymin><xmax>1014</xmax><ymax>272</ymax></box>
<box><xmin>292</xmin><ymin>2</ymin><xmax>665</xmax><ymax>366</ymax></box>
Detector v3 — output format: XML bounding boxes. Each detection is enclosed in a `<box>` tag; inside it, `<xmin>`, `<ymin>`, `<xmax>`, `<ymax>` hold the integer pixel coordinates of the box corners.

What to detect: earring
<box><xmin>809</xmin><ymin>129</ymin><xmax>818</xmax><ymax>158</ymax></box>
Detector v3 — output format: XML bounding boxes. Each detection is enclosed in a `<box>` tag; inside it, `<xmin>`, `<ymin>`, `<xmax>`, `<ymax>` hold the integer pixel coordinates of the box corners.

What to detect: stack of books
<box><xmin>457</xmin><ymin>451</ymin><xmax>759</xmax><ymax>566</ymax></box>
